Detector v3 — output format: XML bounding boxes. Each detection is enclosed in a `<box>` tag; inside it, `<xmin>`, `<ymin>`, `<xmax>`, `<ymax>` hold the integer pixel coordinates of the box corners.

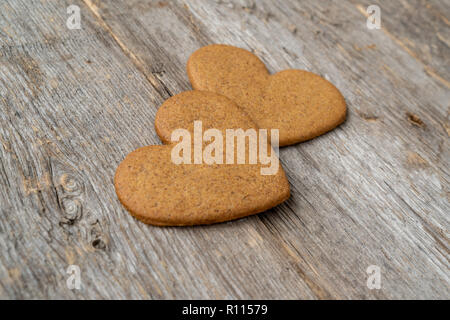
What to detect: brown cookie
<box><xmin>116</xmin><ymin>91</ymin><xmax>290</xmax><ymax>226</ymax></box>
<box><xmin>114</xmin><ymin>145</ymin><xmax>290</xmax><ymax>226</ymax></box>
<box><xmin>155</xmin><ymin>90</ymin><xmax>257</xmax><ymax>144</ymax></box>
<box><xmin>187</xmin><ymin>44</ymin><xmax>346</xmax><ymax>146</ymax></box>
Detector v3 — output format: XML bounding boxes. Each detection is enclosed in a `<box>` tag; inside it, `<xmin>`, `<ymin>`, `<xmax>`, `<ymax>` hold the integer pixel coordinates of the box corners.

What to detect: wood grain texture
<box><xmin>0</xmin><ymin>0</ymin><xmax>448</xmax><ymax>299</ymax></box>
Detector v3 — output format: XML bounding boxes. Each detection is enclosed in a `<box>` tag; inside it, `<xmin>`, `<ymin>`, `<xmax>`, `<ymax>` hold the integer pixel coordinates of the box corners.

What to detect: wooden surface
<box><xmin>0</xmin><ymin>0</ymin><xmax>448</xmax><ymax>299</ymax></box>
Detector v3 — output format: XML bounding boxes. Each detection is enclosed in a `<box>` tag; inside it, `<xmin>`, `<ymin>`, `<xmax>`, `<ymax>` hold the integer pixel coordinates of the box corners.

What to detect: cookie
<box><xmin>187</xmin><ymin>44</ymin><xmax>346</xmax><ymax>146</ymax></box>
<box><xmin>114</xmin><ymin>145</ymin><xmax>290</xmax><ymax>226</ymax></box>
<box><xmin>116</xmin><ymin>90</ymin><xmax>290</xmax><ymax>226</ymax></box>
<box><xmin>155</xmin><ymin>90</ymin><xmax>257</xmax><ymax>144</ymax></box>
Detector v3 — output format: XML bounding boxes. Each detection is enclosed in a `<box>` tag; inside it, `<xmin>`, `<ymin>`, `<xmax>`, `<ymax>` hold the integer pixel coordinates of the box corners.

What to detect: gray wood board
<box><xmin>0</xmin><ymin>0</ymin><xmax>448</xmax><ymax>299</ymax></box>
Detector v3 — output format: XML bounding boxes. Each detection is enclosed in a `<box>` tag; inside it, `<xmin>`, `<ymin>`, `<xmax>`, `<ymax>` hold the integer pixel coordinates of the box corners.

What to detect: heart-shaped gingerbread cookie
<box><xmin>187</xmin><ymin>44</ymin><xmax>346</xmax><ymax>146</ymax></box>
<box><xmin>115</xmin><ymin>91</ymin><xmax>290</xmax><ymax>226</ymax></box>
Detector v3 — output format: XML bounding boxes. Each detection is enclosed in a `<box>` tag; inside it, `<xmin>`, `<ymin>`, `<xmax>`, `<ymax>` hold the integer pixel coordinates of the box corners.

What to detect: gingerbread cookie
<box><xmin>116</xmin><ymin>91</ymin><xmax>290</xmax><ymax>226</ymax></box>
<box><xmin>115</xmin><ymin>145</ymin><xmax>289</xmax><ymax>226</ymax></box>
<box><xmin>187</xmin><ymin>44</ymin><xmax>346</xmax><ymax>146</ymax></box>
<box><xmin>155</xmin><ymin>90</ymin><xmax>257</xmax><ymax>144</ymax></box>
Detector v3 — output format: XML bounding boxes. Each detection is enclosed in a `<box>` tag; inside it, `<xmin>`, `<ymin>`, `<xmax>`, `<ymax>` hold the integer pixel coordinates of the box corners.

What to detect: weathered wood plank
<box><xmin>0</xmin><ymin>0</ymin><xmax>316</xmax><ymax>299</ymax></box>
<box><xmin>0</xmin><ymin>0</ymin><xmax>448</xmax><ymax>299</ymax></box>
<box><xmin>81</xmin><ymin>0</ymin><xmax>450</xmax><ymax>299</ymax></box>
<box><xmin>352</xmin><ymin>0</ymin><xmax>450</xmax><ymax>87</ymax></box>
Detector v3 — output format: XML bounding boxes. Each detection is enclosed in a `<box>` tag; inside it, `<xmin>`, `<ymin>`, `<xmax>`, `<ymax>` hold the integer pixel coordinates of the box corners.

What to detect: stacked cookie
<box><xmin>115</xmin><ymin>44</ymin><xmax>346</xmax><ymax>226</ymax></box>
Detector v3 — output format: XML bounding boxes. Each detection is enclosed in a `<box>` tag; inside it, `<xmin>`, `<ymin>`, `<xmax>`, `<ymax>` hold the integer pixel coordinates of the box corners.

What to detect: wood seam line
<box><xmin>355</xmin><ymin>3</ymin><xmax>450</xmax><ymax>89</ymax></box>
<box><xmin>81</xmin><ymin>0</ymin><xmax>171</xmax><ymax>99</ymax></box>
